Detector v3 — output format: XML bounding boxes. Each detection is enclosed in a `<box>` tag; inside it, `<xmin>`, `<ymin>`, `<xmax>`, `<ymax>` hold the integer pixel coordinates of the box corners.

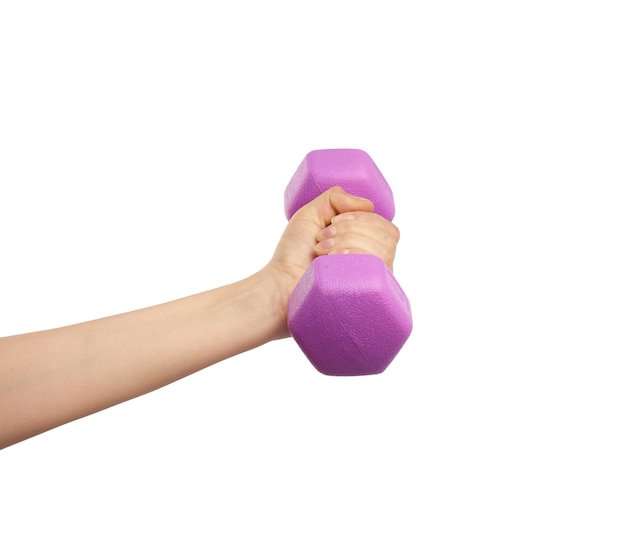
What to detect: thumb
<box><xmin>295</xmin><ymin>186</ymin><xmax>375</xmax><ymax>228</ymax></box>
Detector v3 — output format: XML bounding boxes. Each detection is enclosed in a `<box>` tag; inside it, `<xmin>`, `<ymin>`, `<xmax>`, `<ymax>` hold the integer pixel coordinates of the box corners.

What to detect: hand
<box><xmin>265</xmin><ymin>186</ymin><xmax>401</xmax><ymax>338</ymax></box>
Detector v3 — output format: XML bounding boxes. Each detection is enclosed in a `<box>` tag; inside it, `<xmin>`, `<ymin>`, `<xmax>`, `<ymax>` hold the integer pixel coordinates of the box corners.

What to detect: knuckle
<box><xmin>389</xmin><ymin>222</ymin><xmax>401</xmax><ymax>241</ymax></box>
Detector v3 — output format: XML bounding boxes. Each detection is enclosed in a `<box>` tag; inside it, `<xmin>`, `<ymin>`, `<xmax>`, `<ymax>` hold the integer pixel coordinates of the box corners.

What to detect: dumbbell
<box><xmin>284</xmin><ymin>148</ymin><xmax>412</xmax><ymax>376</ymax></box>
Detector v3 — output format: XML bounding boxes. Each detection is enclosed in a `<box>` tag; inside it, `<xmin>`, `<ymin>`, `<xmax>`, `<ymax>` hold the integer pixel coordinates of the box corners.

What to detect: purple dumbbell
<box><xmin>285</xmin><ymin>149</ymin><xmax>413</xmax><ymax>376</ymax></box>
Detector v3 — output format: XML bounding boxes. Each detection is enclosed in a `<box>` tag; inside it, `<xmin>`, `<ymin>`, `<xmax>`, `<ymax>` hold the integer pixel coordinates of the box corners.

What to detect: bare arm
<box><xmin>0</xmin><ymin>187</ymin><xmax>400</xmax><ymax>449</ymax></box>
<box><xmin>0</xmin><ymin>273</ymin><xmax>285</xmax><ymax>448</ymax></box>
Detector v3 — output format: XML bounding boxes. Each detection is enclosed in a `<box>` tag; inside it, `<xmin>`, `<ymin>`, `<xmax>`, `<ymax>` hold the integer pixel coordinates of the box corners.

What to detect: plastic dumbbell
<box><xmin>284</xmin><ymin>148</ymin><xmax>412</xmax><ymax>376</ymax></box>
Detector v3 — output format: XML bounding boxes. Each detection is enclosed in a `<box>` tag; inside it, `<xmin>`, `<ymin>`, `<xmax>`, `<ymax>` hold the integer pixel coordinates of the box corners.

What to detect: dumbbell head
<box><xmin>288</xmin><ymin>252</ymin><xmax>412</xmax><ymax>375</ymax></box>
<box><xmin>285</xmin><ymin>149</ymin><xmax>412</xmax><ymax>376</ymax></box>
<box><xmin>285</xmin><ymin>148</ymin><xmax>396</xmax><ymax>221</ymax></box>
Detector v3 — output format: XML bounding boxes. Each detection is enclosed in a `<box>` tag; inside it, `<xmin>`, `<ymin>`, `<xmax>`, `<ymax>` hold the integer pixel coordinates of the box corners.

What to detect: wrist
<box><xmin>255</xmin><ymin>265</ymin><xmax>293</xmax><ymax>341</ymax></box>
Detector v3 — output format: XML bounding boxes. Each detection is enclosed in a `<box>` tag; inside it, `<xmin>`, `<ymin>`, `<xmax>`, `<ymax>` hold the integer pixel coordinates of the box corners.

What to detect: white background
<box><xmin>1</xmin><ymin>1</ymin><xmax>625</xmax><ymax>558</ymax></box>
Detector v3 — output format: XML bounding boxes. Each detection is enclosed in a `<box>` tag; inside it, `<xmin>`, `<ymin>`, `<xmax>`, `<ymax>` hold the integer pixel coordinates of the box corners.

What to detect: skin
<box><xmin>0</xmin><ymin>187</ymin><xmax>400</xmax><ymax>449</ymax></box>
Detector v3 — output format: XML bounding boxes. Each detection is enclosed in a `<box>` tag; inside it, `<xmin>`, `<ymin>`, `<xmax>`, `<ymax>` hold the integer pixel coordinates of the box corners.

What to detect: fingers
<box><xmin>314</xmin><ymin>210</ymin><xmax>400</xmax><ymax>271</ymax></box>
<box><xmin>281</xmin><ymin>186</ymin><xmax>400</xmax><ymax>273</ymax></box>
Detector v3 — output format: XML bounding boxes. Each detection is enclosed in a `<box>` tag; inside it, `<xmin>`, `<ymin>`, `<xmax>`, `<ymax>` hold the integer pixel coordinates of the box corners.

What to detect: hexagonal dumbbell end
<box><xmin>284</xmin><ymin>148</ymin><xmax>413</xmax><ymax>376</ymax></box>
<box><xmin>284</xmin><ymin>148</ymin><xmax>396</xmax><ymax>221</ymax></box>
<box><xmin>288</xmin><ymin>253</ymin><xmax>413</xmax><ymax>375</ymax></box>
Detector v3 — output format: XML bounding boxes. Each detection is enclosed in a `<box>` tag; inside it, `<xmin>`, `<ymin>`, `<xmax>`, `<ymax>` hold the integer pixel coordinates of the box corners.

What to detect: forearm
<box><xmin>0</xmin><ymin>268</ymin><xmax>284</xmax><ymax>449</ymax></box>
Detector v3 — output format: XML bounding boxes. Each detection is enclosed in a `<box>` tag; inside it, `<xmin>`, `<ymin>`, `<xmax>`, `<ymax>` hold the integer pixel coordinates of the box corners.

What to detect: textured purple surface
<box><xmin>285</xmin><ymin>149</ymin><xmax>396</xmax><ymax>221</ymax></box>
<box><xmin>288</xmin><ymin>254</ymin><xmax>412</xmax><ymax>376</ymax></box>
<box><xmin>285</xmin><ymin>148</ymin><xmax>412</xmax><ymax>376</ymax></box>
